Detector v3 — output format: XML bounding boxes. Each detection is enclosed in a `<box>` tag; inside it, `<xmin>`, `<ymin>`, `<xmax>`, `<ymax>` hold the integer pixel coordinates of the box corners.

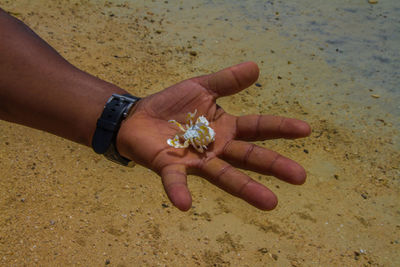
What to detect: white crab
<box><xmin>167</xmin><ymin>110</ymin><xmax>215</xmax><ymax>153</ymax></box>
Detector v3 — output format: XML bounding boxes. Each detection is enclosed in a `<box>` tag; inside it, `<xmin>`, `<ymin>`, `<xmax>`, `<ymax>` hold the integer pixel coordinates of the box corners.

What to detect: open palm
<box><xmin>117</xmin><ymin>62</ymin><xmax>311</xmax><ymax>211</ymax></box>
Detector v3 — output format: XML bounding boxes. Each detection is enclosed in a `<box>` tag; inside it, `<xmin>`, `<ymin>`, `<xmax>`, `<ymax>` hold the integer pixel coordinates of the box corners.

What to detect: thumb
<box><xmin>196</xmin><ymin>61</ymin><xmax>260</xmax><ymax>98</ymax></box>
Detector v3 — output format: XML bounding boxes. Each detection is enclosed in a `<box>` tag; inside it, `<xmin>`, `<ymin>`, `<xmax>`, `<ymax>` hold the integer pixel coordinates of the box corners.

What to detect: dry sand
<box><xmin>0</xmin><ymin>0</ymin><xmax>399</xmax><ymax>266</ymax></box>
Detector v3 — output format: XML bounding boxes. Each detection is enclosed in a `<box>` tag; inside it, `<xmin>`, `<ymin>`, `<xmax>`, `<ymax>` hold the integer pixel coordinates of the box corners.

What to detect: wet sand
<box><xmin>0</xmin><ymin>0</ymin><xmax>399</xmax><ymax>266</ymax></box>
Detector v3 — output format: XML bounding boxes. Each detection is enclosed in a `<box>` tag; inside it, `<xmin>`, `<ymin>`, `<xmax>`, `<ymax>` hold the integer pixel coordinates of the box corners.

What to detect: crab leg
<box><xmin>190</xmin><ymin>138</ymin><xmax>204</xmax><ymax>153</ymax></box>
<box><xmin>186</xmin><ymin>109</ymin><xmax>197</xmax><ymax>127</ymax></box>
<box><xmin>168</xmin><ymin>120</ymin><xmax>186</xmax><ymax>132</ymax></box>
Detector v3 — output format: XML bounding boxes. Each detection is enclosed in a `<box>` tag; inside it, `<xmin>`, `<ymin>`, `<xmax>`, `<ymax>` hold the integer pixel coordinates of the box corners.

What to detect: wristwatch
<box><xmin>92</xmin><ymin>93</ymin><xmax>141</xmax><ymax>167</ymax></box>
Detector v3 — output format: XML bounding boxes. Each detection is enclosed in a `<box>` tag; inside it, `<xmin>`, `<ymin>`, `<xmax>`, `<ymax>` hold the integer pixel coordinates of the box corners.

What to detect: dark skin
<box><xmin>0</xmin><ymin>9</ymin><xmax>311</xmax><ymax>211</ymax></box>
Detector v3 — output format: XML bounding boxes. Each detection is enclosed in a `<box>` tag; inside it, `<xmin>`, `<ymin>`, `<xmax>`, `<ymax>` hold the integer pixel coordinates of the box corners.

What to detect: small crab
<box><xmin>167</xmin><ymin>110</ymin><xmax>215</xmax><ymax>153</ymax></box>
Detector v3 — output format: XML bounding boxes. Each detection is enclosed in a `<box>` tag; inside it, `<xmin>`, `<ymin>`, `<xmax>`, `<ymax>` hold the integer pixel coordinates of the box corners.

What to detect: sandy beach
<box><xmin>0</xmin><ymin>0</ymin><xmax>399</xmax><ymax>266</ymax></box>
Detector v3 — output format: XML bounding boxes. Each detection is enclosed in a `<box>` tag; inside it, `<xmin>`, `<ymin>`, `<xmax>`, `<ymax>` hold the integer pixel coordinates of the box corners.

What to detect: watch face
<box><xmin>104</xmin><ymin>142</ymin><xmax>135</xmax><ymax>167</ymax></box>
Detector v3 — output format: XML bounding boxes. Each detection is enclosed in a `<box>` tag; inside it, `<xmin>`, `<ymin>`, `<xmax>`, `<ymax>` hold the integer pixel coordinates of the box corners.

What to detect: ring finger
<box><xmin>198</xmin><ymin>157</ymin><xmax>277</xmax><ymax>210</ymax></box>
<box><xmin>221</xmin><ymin>140</ymin><xmax>307</xmax><ymax>185</ymax></box>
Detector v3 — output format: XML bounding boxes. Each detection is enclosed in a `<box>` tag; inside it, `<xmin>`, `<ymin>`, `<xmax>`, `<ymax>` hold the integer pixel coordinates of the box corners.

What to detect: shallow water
<box><xmin>223</xmin><ymin>0</ymin><xmax>400</xmax><ymax>95</ymax></box>
<box><xmin>126</xmin><ymin>0</ymin><xmax>400</xmax><ymax>137</ymax></box>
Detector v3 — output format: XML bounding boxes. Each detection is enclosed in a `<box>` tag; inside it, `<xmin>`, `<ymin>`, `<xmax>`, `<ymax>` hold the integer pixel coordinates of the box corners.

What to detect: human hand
<box><xmin>117</xmin><ymin>62</ymin><xmax>311</xmax><ymax>211</ymax></box>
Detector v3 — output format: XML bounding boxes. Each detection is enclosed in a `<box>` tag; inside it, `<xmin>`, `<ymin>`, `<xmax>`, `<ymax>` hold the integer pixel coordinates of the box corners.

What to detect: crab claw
<box><xmin>167</xmin><ymin>135</ymin><xmax>189</xmax><ymax>148</ymax></box>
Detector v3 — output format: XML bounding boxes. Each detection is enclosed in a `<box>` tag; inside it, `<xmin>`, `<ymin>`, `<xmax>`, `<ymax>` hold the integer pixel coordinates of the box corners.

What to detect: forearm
<box><xmin>0</xmin><ymin>8</ymin><xmax>126</xmax><ymax>146</ymax></box>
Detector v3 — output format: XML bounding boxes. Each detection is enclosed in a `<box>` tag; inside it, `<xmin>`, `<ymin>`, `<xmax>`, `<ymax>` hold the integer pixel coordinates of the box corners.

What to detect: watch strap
<box><xmin>92</xmin><ymin>93</ymin><xmax>140</xmax><ymax>166</ymax></box>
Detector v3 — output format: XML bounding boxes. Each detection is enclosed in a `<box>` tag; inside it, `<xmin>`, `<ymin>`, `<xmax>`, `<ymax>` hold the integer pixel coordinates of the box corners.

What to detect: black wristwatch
<box><xmin>92</xmin><ymin>93</ymin><xmax>141</xmax><ymax>167</ymax></box>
